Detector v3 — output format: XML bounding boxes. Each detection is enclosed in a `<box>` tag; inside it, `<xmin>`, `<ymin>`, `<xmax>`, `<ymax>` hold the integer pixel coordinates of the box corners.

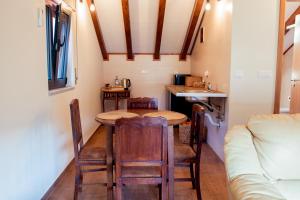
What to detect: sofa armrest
<box><xmin>224</xmin><ymin>125</ymin><xmax>264</xmax><ymax>181</ymax></box>
<box><xmin>230</xmin><ymin>174</ymin><xmax>285</xmax><ymax>200</ymax></box>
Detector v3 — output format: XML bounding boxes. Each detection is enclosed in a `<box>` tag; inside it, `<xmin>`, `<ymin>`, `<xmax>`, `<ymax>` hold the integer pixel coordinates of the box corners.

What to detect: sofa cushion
<box><xmin>230</xmin><ymin>174</ymin><xmax>285</xmax><ymax>200</ymax></box>
<box><xmin>247</xmin><ymin>114</ymin><xmax>300</xmax><ymax>180</ymax></box>
<box><xmin>225</xmin><ymin>126</ymin><xmax>264</xmax><ymax>181</ymax></box>
<box><xmin>274</xmin><ymin>180</ymin><xmax>300</xmax><ymax>200</ymax></box>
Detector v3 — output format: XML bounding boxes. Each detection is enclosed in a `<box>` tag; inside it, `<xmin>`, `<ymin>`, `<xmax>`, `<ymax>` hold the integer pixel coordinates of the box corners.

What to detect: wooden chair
<box><xmin>127</xmin><ymin>97</ymin><xmax>158</xmax><ymax>110</ymax></box>
<box><xmin>70</xmin><ymin>99</ymin><xmax>107</xmax><ymax>200</ymax></box>
<box><xmin>115</xmin><ymin>117</ymin><xmax>168</xmax><ymax>200</ymax></box>
<box><xmin>174</xmin><ymin>104</ymin><xmax>205</xmax><ymax>200</ymax></box>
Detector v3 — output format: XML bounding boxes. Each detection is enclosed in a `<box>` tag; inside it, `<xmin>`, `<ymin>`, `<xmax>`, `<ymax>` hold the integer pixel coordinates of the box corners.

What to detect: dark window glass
<box><xmin>46</xmin><ymin>6</ymin><xmax>53</xmax><ymax>80</ymax></box>
<box><xmin>46</xmin><ymin>5</ymin><xmax>71</xmax><ymax>90</ymax></box>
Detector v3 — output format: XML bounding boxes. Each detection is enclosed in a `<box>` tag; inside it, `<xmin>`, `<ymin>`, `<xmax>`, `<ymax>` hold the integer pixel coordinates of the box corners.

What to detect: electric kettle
<box><xmin>121</xmin><ymin>78</ymin><xmax>131</xmax><ymax>89</ymax></box>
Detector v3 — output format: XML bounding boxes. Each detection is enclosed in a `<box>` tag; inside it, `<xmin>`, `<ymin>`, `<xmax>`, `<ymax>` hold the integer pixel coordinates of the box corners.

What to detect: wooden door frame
<box><xmin>274</xmin><ymin>0</ymin><xmax>286</xmax><ymax>114</ymax></box>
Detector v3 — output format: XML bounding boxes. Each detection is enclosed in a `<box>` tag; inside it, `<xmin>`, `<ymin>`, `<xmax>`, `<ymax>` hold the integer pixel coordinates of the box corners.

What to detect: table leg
<box><xmin>115</xmin><ymin>96</ymin><xmax>118</xmax><ymax>110</ymax></box>
<box><xmin>102</xmin><ymin>99</ymin><xmax>105</xmax><ymax>113</ymax></box>
<box><xmin>168</xmin><ymin>126</ymin><xmax>174</xmax><ymax>200</ymax></box>
<box><xmin>105</xmin><ymin>125</ymin><xmax>113</xmax><ymax>200</ymax></box>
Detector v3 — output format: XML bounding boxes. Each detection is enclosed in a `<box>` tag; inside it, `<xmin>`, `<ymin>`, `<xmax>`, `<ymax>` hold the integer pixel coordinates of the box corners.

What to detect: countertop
<box><xmin>101</xmin><ymin>87</ymin><xmax>129</xmax><ymax>92</ymax></box>
<box><xmin>166</xmin><ymin>85</ymin><xmax>227</xmax><ymax>98</ymax></box>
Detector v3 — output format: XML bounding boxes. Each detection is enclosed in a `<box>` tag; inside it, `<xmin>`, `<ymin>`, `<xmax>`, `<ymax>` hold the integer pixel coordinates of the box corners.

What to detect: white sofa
<box><xmin>224</xmin><ymin>114</ymin><xmax>300</xmax><ymax>200</ymax></box>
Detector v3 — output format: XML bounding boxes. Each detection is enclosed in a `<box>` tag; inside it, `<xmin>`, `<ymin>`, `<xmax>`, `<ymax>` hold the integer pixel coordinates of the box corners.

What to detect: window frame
<box><xmin>46</xmin><ymin>3</ymin><xmax>71</xmax><ymax>90</ymax></box>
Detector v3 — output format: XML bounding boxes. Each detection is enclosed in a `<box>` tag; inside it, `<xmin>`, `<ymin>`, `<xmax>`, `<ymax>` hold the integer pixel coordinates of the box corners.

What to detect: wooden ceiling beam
<box><xmin>285</xmin><ymin>6</ymin><xmax>300</xmax><ymax>34</ymax></box>
<box><xmin>154</xmin><ymin>0</ymin><xmax>167</xmax><ymax>60</ymax></box>
<box><xmin>121</xmin><ymin>0</ymin><xmax>134</xmax><ymax>60</ymax></box>
<box><xmin>180</xmin><ymin>0</ymin><xmax>204</xmax><ymax>60</ymax></box>
<box><xmin>86</xmin><ymin>0</ymin><xmax>109</xmax><ymax>60</ymax></box>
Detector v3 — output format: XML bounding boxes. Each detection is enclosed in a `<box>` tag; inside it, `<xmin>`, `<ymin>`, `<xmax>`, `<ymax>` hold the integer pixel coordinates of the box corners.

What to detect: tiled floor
<box><xmin>44</xmin><ymin>127</ymin><xmax>228</xmax><ymax>200</ymax></box>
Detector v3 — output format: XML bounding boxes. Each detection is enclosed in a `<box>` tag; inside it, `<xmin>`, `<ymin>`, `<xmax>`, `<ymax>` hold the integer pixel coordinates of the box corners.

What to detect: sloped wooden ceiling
<box><xmin>92</xmin><ymin>0</ymin><xmax>205</xmax><ymax>60</ymax></box>
<box><xmin>180</xmin><ymin>0</ymin><xmax>204</xmax><ymax>60</ymax></box>
<box><xmin>87</xmin><ymin>0</ymin><xmax>109</xmax><ymax>60</ymax></box>
<box><xmin>154</xmin><ymin>0</ymin><xmax>167</xmax><ymax>60</ymax></box>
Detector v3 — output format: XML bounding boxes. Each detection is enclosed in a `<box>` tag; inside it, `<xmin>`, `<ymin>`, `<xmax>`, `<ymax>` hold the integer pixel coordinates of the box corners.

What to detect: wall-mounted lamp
<box><xmin>90</xmin><ymin>0</ymin><xmax>96</xmax><ymax>12</ymax></box>
<box><xmin>205</xmin><ymin>0</ymin><xmax>211</xmax><ymax>11</ymax></box>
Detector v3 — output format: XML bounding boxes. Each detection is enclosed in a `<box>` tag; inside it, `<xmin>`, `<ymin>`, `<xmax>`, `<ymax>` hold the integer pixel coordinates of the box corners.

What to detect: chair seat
<box><xmin>174</xmin><ymin>144</ymin><xmax>196</xmax><ymax>163</ymax></box>
<box><xmin>79</xmin><ymin>146</ymin><xmax>106</xmax><ymax>163</ymax></box>
<box><xmin>121</xmin><ymin>166</ymin><xmax>161</xmax><ymax>178</ymax></box>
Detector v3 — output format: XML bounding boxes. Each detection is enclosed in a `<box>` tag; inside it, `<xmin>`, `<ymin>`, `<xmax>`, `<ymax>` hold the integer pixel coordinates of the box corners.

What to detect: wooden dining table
<box><xmin>96</xmin><ymin>109</ymin><xmax>187</xmax><ymax>200</ymax></box>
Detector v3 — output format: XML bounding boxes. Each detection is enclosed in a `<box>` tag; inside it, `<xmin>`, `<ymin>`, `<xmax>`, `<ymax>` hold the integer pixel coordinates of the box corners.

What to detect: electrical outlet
<box><xmin>234</xmin><ymin>70</ymin><xmax>244</xmax><ymax>79</ymax></box>
<box><xmin>257</xmin><ymin>70</ymin><xmax>273</xmax><ymax>79</ymax></box>
<box><xmin>141</xmin><ymin>70</ymin><xmax>148</xmax><ymax>74</ymax></box>
<box><xmin>204</xmin><ymin>70</ymin><xmax>209</xmax><ymax>77</ymax></box>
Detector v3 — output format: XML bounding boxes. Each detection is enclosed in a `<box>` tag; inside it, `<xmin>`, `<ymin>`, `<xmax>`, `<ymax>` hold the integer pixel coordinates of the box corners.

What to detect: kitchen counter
<box><xmin>166</xmin><ymin>85</ymin><xmax>227</xmax><ymax>98</ymax></box>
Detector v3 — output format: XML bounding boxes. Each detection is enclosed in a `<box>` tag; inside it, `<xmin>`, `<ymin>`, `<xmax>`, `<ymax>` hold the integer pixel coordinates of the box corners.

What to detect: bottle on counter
<box><xmin>114</xmin><ymin>76</ymin><xmax>120</xmax><ymax>86</ymax></box>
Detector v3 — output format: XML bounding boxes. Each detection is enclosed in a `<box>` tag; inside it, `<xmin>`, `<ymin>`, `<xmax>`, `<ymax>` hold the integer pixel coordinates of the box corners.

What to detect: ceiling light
<box><xmin>90</xmin><ymin>0</ymin><xmax>96</xmax><ymax>12</ymax></box>
<box><xmin>205</xmin><ymin>0</ymin><xmax>211</xmax><ymax>11</ymax></box>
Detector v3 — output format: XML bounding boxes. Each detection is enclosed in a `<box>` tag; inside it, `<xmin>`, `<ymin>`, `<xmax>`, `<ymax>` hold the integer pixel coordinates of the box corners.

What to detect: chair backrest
<box><xmin>127</xmin><ymin>97</ymin><xmax>158</xmax><ymax>110</ymax></box>
<box><xmin>190</xmin><ymin>104</ymin><xmax>205</xmax><ymax>160</ymax></box>
<box><xmin>70</xmin><ymin>99</ymin><xmax>84</xmax><ymax>161</ymax></box>
<box><xmin>115</xmin><ymin>117</ymin><xmax>168</xmax><ymax>165</ymax></box>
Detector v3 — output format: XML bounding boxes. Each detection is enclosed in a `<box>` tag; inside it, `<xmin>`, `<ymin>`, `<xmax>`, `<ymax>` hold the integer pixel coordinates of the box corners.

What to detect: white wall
<box><xmin>191</xmin><ymin>0</ymin><xmax>280</xmax><ymax>160</ymax></box>
<box><xmin>103</xmin><ymin>55</ymin><xmax>191</xmax><ymax>110</ymax></box>
<box><xmin>0</xmin><ymin>0</ymin><xmax>104</xmax><ymax>199</ymax></box>
<box><xmin>191</xmin><ymin>0</ymin><xmax>232</xmax><ymax>93</ymax></box>
<box><xmin>191</xmin><ymin>0</ymin><xmax>232</xmax><ymax>160</ymax></box>
<box><xmin>228</xmin><ymin>0</ymin><xmax>279</xmax><ymax>127</ymax></box>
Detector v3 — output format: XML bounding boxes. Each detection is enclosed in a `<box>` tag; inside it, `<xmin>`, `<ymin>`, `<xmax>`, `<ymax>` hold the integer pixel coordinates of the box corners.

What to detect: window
<box><xmin>46</xmin><ymin>4</ymin><xmax>71</xmax><ymax>90</ymax></box>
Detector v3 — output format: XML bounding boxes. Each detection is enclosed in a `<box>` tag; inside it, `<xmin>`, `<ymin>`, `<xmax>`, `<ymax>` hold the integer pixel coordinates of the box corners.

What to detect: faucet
<box><xmin>207</xmin><ymin>82</ymin><xmax>212</xmax><ymax>91</ymax></box>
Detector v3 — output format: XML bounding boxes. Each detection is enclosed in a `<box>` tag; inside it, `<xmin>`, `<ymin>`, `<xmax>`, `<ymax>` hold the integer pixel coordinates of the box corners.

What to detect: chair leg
<box><xmin>79</xmin><ymin>170</ymin><xmax>83</xmax><ymax>192</ymax></box>
<box><xmin>190</xmin><ymin>163</ymin><xmax>196</xmax><ymax>189</ymax></box>
<box><xmin>74</xmin><ymin>183</ymin><xmax>78</xmax><ymax>200</ymax></box>
<box><xmin>74</xmin><ymin>166</ymin><xmax>81</xmax><ymax>200</ymax></box>
<box><xmin>195</xmin><ymin>163</ymin><xmax>202</xmax><ymax>200</ymax></box>
<box><xmin>116</xmin><ymin>179</ymin><xmax>123</xmax><ymax>200</ymax></box>
<box><xmin>161</xmin><ymin>179</ymin><xmax>167</xmax><ymax>200</ymax></box>
<box><xmin>158</xmin><ymin>184</ymin><xmax>162</xmax><ymax>200</ymax></box>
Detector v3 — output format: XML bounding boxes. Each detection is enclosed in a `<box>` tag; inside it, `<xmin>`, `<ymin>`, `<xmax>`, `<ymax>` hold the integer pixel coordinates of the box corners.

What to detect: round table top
<box><xmin>96</xmin><ymin>109</ymin><xmax>187</xmax><ymax>126</ymax></box>
<box><xmin>143</xmin><ymin>111</ymin><xmax>187</xmax><ymax>126</ymax></box>
<box><xmin>96</xmin><ymin>110</ymin><xmax>139</xmax><ymax>125</ymax></box>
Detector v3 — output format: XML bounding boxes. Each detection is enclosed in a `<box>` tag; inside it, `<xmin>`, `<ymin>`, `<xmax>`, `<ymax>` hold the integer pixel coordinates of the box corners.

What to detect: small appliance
<box><xmin>121</xmin><ymin>78</ymin><xmax>131</xmax><ymax>89</ymax></box>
